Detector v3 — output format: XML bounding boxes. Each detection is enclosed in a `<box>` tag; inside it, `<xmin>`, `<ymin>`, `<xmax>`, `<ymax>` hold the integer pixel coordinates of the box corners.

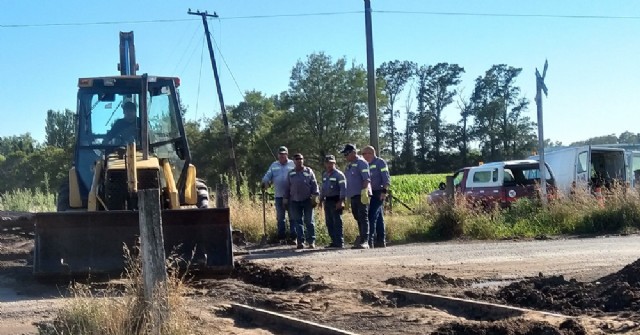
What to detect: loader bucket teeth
<box><xmin>33</xmin><ymin>208</ymin><xmax>232</xmax><ymax>279</ymax></box>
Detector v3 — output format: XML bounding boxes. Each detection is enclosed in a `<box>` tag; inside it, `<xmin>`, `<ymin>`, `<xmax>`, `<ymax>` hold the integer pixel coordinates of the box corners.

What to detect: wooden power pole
<box><xmin>535</xmin><ymin>60</ymin><xmax>549</xmax><ymax>205</ymax></box>
<box><xmin>188</xmin><ymin>9</ymin><xmax>242</xmax><ymax>198</ymax></box>
<box><xmin>364</xmin><ymin>0</ymin><xmax>379</xmax><ymax>152</ymax></box>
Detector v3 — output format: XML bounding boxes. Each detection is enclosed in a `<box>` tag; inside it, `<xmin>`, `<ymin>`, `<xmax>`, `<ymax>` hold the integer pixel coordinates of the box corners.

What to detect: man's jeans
<box><xmin>274</xmin><ymin>197</ymin><xmax>295</xmax><ymax>240</ymax></box>
<box><xmin>289</xmin><ymin>199</ymin><xmax>315</xmax><ymax>244</ymax></box>
<box><xmin>323</xmin><ymin>199</ymin><xmax>344</xmax><ymax>246</ymax></box>
<box><xmin>350</xmin><ymin>195</ymin><xmax>369</xmax><ymax>245</ymax></box>
<box><xmin>368</xmin><ymin>190</ymin><xmax>385</xmax><ymax>244</ymax></box>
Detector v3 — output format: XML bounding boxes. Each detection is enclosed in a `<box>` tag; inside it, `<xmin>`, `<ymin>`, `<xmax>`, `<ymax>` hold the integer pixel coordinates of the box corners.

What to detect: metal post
<box><xmin>189</xmin><ymin>9</ymin><xmax>242</xmax><ymax>198</ymax></box>
<box><xmin>364</xmin><ymin>0</ymin><xmax>379</xmax><ymax>151</ymax></box>
<box><xmin>535</xmin><ymin>60</ymin><xmax>549</xmax><ymax>205</ymax></box>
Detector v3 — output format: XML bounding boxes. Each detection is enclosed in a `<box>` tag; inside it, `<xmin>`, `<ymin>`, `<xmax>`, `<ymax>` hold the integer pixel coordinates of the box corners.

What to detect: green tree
<box><xmin>45</xmin><ymin>109</ymin><xmax>76</xmax><ymax>150</ymax></box>
<box><xmin>470</xmin><ymin>64</ymin><xmax>534</xmax><ymax>161</ymax></box>
<box><xmin>287</xmin><ymin>52</ymin><xmax>371</xmax><ymax>167</ymax></box>
<box><xmin>377</xmin><ymin>60</ymin><xmax>416</xmax><ymax>171</ymax></box>
<box><xmin>415</xmin><ymin>63</ymin><xmax>464</xmax><ymax>169</ymax></box>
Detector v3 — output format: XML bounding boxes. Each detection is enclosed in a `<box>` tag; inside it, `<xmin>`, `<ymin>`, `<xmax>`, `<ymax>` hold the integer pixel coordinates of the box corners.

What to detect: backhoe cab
<box><xmin>32</xmin><ymin>32</ymin><xmax>233</xmax><ymax>279</ymax></box>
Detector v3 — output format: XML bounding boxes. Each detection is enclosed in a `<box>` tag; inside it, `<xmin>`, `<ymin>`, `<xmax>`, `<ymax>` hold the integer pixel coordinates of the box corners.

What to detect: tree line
<box><xmin>2</xmin><ymin>52</ymin><xmax>636</xmax><ymax>195</ymax></box>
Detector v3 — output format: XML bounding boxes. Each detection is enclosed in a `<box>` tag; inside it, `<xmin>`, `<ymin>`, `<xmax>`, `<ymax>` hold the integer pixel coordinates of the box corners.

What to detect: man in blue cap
<box><xmin>340</xmin><ymin>143</ymin><xmax>371</xmax><ymax>249</ymax></box>
<box><xmin>319</xmin><ymin>154</ymin><xmax>346</xmax><ymax>248</ymax></box>
<box><xmin>261</xmin><ymin>145</ymin><xmax>295</xmax><ymax>243</ymax></box>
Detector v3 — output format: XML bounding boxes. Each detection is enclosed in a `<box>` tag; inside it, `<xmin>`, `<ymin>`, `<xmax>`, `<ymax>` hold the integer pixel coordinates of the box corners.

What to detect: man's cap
<box><xmin>278</xmin><ymin>146</ymin><xmax>288</xmax><ymax>154</ymax></box>
<box><xmin>293</xmin><ymin>153</ymin><xmax>304</xmax><ymax>159</ymax></box>
<box><xmin>123</xmin><ymin>101</ymin><xmax>137</xmax><ymax>111</ymax></box>
<box><xmin>324</xmin><ymin>155</ymin><xmax>336</xmax><ymax>163</ymax></box>
<box><xmin>340</xmin><ymin>143</ymin><xmax>357</xmax><ymax>154</ymax></box>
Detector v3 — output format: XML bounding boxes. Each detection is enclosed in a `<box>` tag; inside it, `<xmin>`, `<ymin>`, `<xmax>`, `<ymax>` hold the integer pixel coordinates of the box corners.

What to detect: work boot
<box><xmin>353</xmin><ymin>242</ymin><xmax>369</xmax><ymax>250</ymax></box>
<box><xmin>374</xmin><ymin>241</ymin><xmax>386</xmax><ymax>248</ymax></box>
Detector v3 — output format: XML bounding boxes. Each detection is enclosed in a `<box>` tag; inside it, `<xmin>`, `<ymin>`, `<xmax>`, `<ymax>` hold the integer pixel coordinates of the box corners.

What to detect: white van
<box><xmin>530</xmin><ymin>146</ymin><xmax>627</xmax><ymax>195</ymax></box>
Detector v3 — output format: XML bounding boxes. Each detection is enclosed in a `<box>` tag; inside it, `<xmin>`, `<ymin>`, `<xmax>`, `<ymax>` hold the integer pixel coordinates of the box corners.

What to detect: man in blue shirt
<box><xmin>340</xmin><ymin>144</ymin><xmax>371</xmax><ymax>249</ymax></box>
<box><xmin>362</xmin><ymin>145</ymin><xmax>391</xmax><ymax>248</ymax></box>
<box><xmin>284</xmin><ymin>153</ymin><xmax>319</xmax><ymax>249</ymax></box>
<box><xmin>319</xmin><ymin>155</ymin><xmax>346</xmax><ymax>248</ymax></box>
<box><xmin>261</xmin><ymin>146</ymin><xmax>295</xmax><ymax>243</ymax></box>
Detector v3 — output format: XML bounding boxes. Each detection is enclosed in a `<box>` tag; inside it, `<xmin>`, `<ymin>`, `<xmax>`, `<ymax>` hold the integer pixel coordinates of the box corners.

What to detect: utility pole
<box><xmin>188</xmin><ymin>9</ymin><xmax>242</xmax><ymax>198</ymax></box>
<box><xmin>535</xmin><ymin>60</ymin><xmax>549</xmax><ymax>205</ymax></box>
<box><xmin>364</xmin><ymin>0</ymin><xmax>379</xmax><ymax>151</ymax></box>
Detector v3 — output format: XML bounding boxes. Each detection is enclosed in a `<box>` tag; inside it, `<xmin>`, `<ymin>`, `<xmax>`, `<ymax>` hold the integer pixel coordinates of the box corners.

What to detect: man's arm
<box><xmin>261</xmin><ymin>162</ymin><xmax>275</xmax><ymax>187</ymax></box>
<box><xmin>359</xmin><ymin>160</ymin><xmax>371</xmax><ymax>190</ymax></box>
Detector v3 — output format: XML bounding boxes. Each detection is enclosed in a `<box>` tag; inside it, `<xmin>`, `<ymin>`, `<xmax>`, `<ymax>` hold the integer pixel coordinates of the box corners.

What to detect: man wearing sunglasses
<box><xmin>284</xmin><ymin>153</ymin><xmax>319</xmax><ymax>249</ymax></box>
<box><xmin>340</xmin><ymin>143</ymin><xmax>371</xmax><ymax>249</ymax></box>
<box><xmin>261</xmin><ymin>146</ymin><xmax>296</xmax><ymax>244</ymax></box>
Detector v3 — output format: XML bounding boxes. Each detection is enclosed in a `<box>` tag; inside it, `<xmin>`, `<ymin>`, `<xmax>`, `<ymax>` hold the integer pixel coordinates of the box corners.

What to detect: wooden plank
<box><xmin>392</xmin><ymin>289</ymin><xmax>570</xmax><ymax>320</ymax></box>
<box><xmin>231</xmin><ymin>303</ymin><xmax>360</xmax><ymax>335</ymax></box>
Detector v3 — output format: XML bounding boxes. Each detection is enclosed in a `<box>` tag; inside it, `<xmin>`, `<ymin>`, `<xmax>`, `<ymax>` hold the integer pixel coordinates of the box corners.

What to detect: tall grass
<box><xmin>40</xmin><ymin>248</ymin><xmax>198</xmax><ymax>335</ymax></box>
<box><xmin>233</xmin><ymin>187</ymin><xmax>640</xmax><ymax>244</ymax></box>
<box><xmin>0</xmin><ymin>188</ymin><xmax>55</xmax><ymax>212</ymax></box>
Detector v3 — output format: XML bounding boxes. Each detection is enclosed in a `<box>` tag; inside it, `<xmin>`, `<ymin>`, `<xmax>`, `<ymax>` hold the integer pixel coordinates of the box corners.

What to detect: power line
<box><xmin>0</xmin><ymin>18</ymin><xmax>196</xmax><ymax>28</ymax></box>
<box><xmin>209</xmin><ymin>30</ymin><xmax>245</xmax><ymax>101</ymax></box>
<box><xmin>374</xmin><ymin>10</ymin><xmax>640</xmax><ymax>20</ymax></box>
<box><xmin>4</xmin><ymin>10</ymin><xmax>640</xmax><ymax>28</ymax></box>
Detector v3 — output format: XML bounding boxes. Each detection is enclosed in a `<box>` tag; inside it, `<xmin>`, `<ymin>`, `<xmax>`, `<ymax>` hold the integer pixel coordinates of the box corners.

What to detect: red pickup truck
<box><xmin>428</xmin><ymin>160</ymin><xmax>556</xmax><ymax>208</ymax></box>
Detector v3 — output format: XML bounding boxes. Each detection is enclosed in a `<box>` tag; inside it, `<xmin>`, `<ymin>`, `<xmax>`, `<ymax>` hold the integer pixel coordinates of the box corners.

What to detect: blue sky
<box><xmin>1</xmin><ymin>0</ymin><xmax>639</xmax><ymax>146</ymax></box>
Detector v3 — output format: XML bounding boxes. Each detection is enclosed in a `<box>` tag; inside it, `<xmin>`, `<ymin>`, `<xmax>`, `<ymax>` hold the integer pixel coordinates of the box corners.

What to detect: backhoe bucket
<box><xmin>33</xmin><ymin>208</ymin><xmax>232</xmax><ymax>279</ymax></box>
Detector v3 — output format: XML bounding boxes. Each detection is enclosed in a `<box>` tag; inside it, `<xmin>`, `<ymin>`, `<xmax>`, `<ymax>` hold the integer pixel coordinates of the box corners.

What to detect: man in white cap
<box><xmin>262</xmin><ymin>145</ymin><xmax>295</xmax><ymax>243</ymax></box>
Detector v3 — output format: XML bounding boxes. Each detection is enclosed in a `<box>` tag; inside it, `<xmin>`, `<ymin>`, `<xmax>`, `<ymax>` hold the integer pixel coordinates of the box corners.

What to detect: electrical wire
<box><xmin>373</xmin><ymin>10</ymin><xmax>640</xmax><ymax>20</ymax></box>
<box><xmin>4</xmin><ymin>9</ymin><xmax>640</xmax><ymax>29</ymax></box>
<box><xmin>209</xmin><ymin>30</ymin><xmax>245</xmax><ymax>101</ymax></box>
<box><xmin>1</xmin><ymin>18</ymin><xmax>197</xmax><ymax>28</ymax></box>
<box><xmin>195</xmin><ymin>34</ymin><xmax>206</xmax><ymax>120</ymax></box>
<box><xmin>172</xmin><ymin>24</ymin><xmax>201</xmax><ymax>75</ymax></box>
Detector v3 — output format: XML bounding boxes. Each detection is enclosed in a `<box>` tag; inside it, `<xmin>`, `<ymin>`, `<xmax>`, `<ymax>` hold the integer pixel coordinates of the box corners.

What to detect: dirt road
<box><xmin>2</xmin><ymin>233</ymin><xmax>639</xmax><ymax>334</ymax></box>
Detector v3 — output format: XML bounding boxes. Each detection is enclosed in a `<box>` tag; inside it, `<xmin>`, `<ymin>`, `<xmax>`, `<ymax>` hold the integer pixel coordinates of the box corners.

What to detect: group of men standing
<box><xmin>261</xmin><ymin>144</ymin><xmax>390</xmax><ymax>250</ymax></box>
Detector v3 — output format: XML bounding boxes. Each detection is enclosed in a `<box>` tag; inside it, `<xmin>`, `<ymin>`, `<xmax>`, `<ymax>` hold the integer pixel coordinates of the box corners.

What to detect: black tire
<box><xmin>196</xmin><ymin>178</ymin><xmax>210</xmax><ymax>209</ymax></box>
<box><xmin>56</xmin><ymin>181</ymin><xmax>70</xmax><ymax>212</ymax></box>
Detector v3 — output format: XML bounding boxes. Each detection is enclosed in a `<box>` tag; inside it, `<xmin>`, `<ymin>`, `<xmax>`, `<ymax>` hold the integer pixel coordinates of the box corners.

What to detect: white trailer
<box><xmin>530</xmin><ymin>146</ymin><xmax>627</xmax><ymax>195</ymax></box>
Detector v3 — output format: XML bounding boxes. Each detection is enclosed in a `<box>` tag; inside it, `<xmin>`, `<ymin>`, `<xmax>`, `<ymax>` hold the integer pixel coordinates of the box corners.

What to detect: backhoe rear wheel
<box><xmin>196</xmin><ymin>179</ymin><xmax>210</xmax><ymax>209</ymax></box>
<box><xmin>56</xmin><ymin>180</ymin><xmax>70</xmax><ymax>212</ymax></box>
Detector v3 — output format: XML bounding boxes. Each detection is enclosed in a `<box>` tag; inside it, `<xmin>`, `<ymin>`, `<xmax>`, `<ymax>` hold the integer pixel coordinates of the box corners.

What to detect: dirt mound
<box><xmin>498</xmin><ymin>270</ymin><xmax>640</xmax><ymax>315</ymax></box>
<box><xmin>432</xmin><ymin>318</ymin><xmax>587</xmax><ymax>335</ymax></box>
<box><xmin>385</xmin><ymin>272</ymin><xmax>470</xmax><ymax>291</ymax></box>
<box><xmin>233</xmin><ymin>260</ymin><xmax>314</xmax><ymax>291</ymax></box>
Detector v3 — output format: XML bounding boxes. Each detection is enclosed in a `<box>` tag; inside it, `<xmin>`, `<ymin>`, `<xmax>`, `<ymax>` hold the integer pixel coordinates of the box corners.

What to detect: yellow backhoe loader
<box><xmin>32</xmin><ymin>32</ymin><xmax>233</xmax><ymax>278</ymax></box>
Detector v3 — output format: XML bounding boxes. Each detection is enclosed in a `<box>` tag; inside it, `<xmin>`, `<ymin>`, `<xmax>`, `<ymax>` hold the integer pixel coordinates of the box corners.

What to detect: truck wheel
<box><xmin>196</xmin><ymin>179</ymin><xmax>210</xmax><ymax>209</ymax></box>
<box><xmin>56</xmin><ymin>181</ymin><xmax>70</xmax><ymax>212</ymax></box>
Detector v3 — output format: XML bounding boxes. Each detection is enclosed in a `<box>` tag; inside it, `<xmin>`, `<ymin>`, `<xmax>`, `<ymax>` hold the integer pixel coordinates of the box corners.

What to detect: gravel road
<box><xmin>243</xmin><ymin>235</ymin><xmax>640</xmax><ymax>287</ymax></box>
<box><xmin>2</xmin><ymin>233</ymin><xmax>639</xmax><ymax>334</ymax></box>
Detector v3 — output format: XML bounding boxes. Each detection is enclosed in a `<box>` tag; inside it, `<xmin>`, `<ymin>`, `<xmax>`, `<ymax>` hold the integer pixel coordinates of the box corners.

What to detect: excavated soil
<box><xmin>495</xmin><ymin>259</ymin><xmax>640</xmax><ymax>317</ymax></box>
<box><xmin>432</xmin><ymin>318</ymin><xmax>587</xmax><ymax>335</ymax></box>
<box><xmin>384</xmin><ymin>272</ymin><xmax>472</xmax><ymax>292</ymax></box>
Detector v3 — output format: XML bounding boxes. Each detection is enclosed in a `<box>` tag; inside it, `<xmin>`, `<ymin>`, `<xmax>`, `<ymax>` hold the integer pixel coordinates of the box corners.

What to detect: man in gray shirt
<box><xmin>340</xmin><ymin>144</ymin><xmax>371</xmax><ymax>249</ymax></box>
<box><xmin>319</xmin><ymin>155</ymin><xmax>346</xmax><ymax>248</ymax></box>
<box><xmin>262</xmin><ymin>146</ymin><xmax>295</xmax><ymax>243</ymax></box>
<box><xmin>284</xmin><ymin>153</ymin><xmax>319</xmax><ymax>249</ymax></box>
<box><xmin>362</xmin><ymin>145</ymin><xmax>391</xmax><ymax>248</ymax></box>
